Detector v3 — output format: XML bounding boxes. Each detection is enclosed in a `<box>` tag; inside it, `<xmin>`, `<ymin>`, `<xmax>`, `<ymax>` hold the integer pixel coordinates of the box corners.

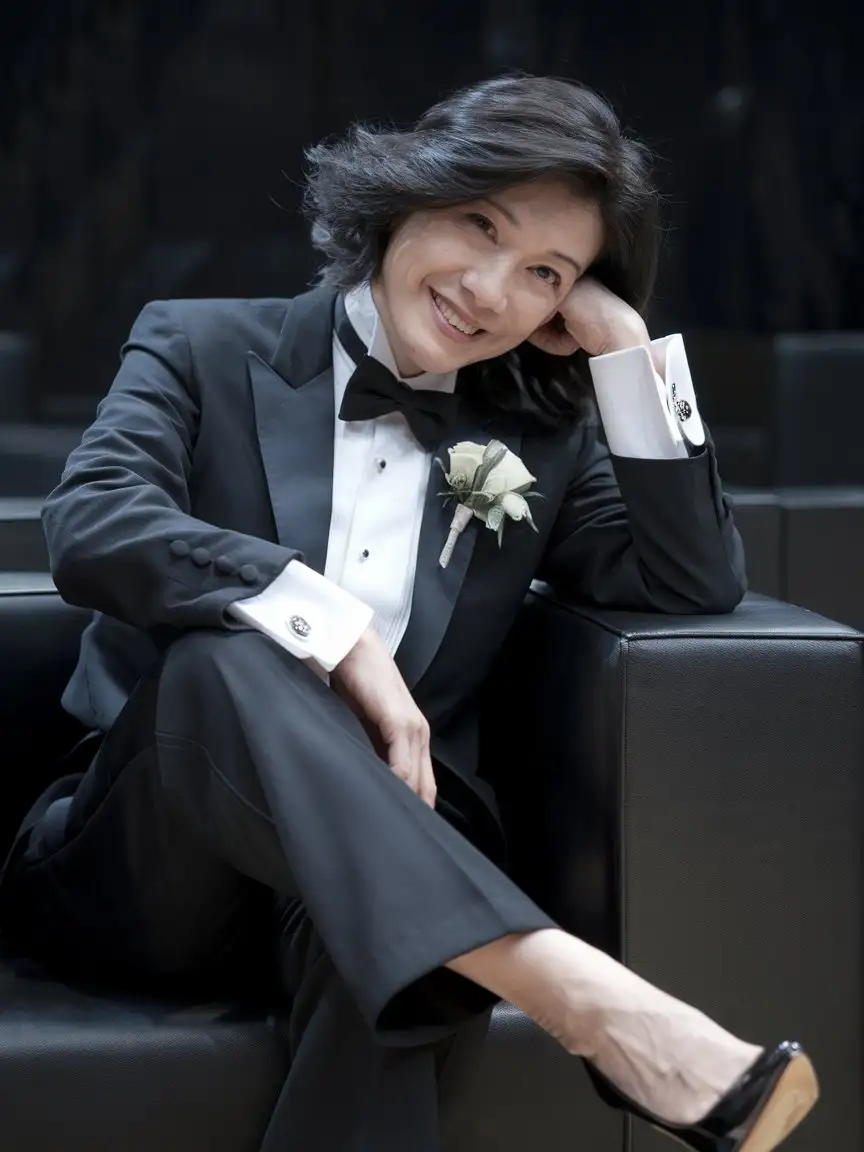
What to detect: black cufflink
<box><xmin>671</xmin><ymin>381</ymin><xmax>692</xmax><ymax>423</ymax></box>
<box><xmin>676</xmin><ymin>399</ymin><xmax>692</xmax><ymax>422</ymax></box>
<box><xmin>289</xmin><ymin>615</ymin><xmax>311</xmax><ymax>639</ymax></box>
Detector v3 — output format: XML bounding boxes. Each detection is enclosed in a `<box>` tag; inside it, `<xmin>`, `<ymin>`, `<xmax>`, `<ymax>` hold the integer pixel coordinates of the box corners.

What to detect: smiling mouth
<box><xmin>431</xmin><ymin>290</ymin><xmax>484</xmax><ymax>337</ymax></box>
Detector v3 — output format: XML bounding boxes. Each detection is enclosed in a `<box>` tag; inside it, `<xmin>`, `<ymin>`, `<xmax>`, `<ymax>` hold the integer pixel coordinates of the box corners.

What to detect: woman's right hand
<box><xmin>331</xmin><ymin>626</ymin><xmax>437</xmax><ymax>809</ymax></box>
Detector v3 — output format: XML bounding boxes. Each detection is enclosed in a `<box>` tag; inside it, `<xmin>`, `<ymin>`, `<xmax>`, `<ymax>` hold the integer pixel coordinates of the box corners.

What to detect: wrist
<box><xmin>344</xmin><ymin>622</ymin><xmax>375</xmax><ymax>660</ymax></box>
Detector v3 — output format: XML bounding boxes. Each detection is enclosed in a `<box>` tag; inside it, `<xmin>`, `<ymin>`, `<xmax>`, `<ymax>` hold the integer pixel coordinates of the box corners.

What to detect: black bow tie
<box><xmin>335</xmin><ymin>295</ymin><xmax>460</xmax><ymax>451</ymax></box>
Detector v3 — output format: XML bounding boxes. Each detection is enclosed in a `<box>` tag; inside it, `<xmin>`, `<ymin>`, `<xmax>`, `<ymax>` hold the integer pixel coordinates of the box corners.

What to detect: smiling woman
<box><xmin>370</xmin><ymin>181</ymin><xmax>605</xmax><ymax>377</ymax></box>
<box><xmin>7</xmin><ymin>69</ymin><xmax>814</xmax><ymax>1152</ymax></box>
<box><xmin>304</xmin><ymin>75</ymin><xmax>659</xmax><ymax>422</ymax></box>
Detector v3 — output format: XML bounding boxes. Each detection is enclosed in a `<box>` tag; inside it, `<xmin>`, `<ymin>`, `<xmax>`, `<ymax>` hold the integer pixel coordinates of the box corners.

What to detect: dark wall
<box><xmin>536</xmin><ymin>0</ymin><xmax>863</xmax><ymax>333</ymax></box>
<box><xmin>0</xmin><ymin>0</ymin><xmax>861</xmax><ymax>428</ymax></box>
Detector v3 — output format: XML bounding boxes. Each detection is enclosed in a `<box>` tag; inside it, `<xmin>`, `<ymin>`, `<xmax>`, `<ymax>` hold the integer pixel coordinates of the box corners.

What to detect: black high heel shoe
<box><xmin>586</xmin><ymin>1041</ymin><xmax>819</xmax><ymax>1152</ymax></box>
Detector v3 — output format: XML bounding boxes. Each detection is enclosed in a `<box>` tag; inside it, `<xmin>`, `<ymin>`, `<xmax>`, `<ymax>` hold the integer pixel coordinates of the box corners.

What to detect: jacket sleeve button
<box><xmin>239</xmin><ymin>564</ymin><xmax>260</xmax><ymax>585</ymax></box>
<box><xmin>169</xmin><ymin>540</ymin><xmax>191</xmax><ymax>558</ymax></box>
<box><xmin>191</xmin><ymin>547</ymin><xmax>211</xmax><ymax>568</ymax></box>
<box><xmin>214</xmin><ymin>556</ymin><xmax>234</xmax><ymax>575</ymax></box>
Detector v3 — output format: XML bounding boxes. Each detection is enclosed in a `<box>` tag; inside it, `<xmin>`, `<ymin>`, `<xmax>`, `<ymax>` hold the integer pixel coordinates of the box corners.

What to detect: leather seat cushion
<box><xmin>0</xmin><ymin>952</ymin><xmax>290</xmax><ymax>1152</ymax></box>
<box><xmin>0</xmin><ymin>951</ymin><xmax>607</xmax><ymax>1152</ymax></box>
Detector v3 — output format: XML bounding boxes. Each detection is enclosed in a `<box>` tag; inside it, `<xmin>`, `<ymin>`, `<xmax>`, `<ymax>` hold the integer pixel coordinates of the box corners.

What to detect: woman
<box><xmin>1</xmin><ymin>74</ymin><xmax>818</xmax><ymax>1152</ymax></box>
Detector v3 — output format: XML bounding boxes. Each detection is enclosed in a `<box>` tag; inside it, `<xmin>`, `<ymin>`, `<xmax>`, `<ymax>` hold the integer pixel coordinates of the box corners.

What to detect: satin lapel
<box><xmin>247</xmin><ymin>287</ymin><xmax>338</xmax><ymax>574</ymax></box>
<box><xmin>395</xmin><ymin>404</ymin><xmax>523</xmax><ymax>690</ymax></box>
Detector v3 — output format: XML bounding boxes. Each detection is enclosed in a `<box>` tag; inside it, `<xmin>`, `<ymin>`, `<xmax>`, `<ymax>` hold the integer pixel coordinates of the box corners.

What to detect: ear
<box><xmin>526</xmin><ymin>312</ymin><xmax>581</xmax><ymax>358</ymax></box>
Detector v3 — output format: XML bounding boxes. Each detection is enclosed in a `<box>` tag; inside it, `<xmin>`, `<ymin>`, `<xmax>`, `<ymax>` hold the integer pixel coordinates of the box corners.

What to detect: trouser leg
<box><xmin>259</xmin><ymin>899</ymin><xmax>492</xmax><ymax>1152</ymax></box>
<box><xmin>6</xmin><ymin>628</ymin><xmax>554</xmax><ymax>1039</ymax></box>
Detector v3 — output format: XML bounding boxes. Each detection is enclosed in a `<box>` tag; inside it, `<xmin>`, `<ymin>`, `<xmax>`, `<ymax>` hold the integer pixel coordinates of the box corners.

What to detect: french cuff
<box><xmin>589</xmin><ymin>334</ymin><xmax>705</xmax><ymax>460</ymax></box>
<box><xmin>228</xmin><ymin>559</ymin><xmax>374</xmax><ymax>672</ymax></box>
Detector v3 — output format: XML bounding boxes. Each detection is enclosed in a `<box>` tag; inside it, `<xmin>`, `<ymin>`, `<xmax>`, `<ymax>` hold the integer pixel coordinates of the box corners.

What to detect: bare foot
<box><xmin>532</xmin><ymin>938</ymin><xmax>763</xmax><ymax>1124</ymax></box>
<box><xmin>589</xmin><ymin>1001</ymin><xmax>763</xmax><ymax>1124</ymax></box>
<box><xmin>448</xmin><ymin>929</ymin><xmax>762</xmax><ymax>1126</ymax></box>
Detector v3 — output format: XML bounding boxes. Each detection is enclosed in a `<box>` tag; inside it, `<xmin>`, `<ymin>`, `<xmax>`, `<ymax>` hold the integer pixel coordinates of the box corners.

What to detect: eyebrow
<box><xmin>483</xmin><ymin>195</ymin><xmax>585</xmax><ymax>278</ymax></box>
<box><xmin>481</xmin><ymin>197</ymin><xmax>584</xmax><ymax>278</ymax></box>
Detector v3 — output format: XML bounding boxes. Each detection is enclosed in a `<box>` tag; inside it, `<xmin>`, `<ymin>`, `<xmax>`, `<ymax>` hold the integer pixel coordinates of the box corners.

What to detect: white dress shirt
<box><xmin>230</xmin><ymin>285</ymin><xmax>705</xmax><ymax>670</ymax></box>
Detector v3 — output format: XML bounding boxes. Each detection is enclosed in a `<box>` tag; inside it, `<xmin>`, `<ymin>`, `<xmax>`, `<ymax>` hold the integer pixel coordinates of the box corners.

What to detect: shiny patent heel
<box><xmin>586</xmin><ymin>1041</ymin><xmax>819</xmax><ymax>1152</ymax></box>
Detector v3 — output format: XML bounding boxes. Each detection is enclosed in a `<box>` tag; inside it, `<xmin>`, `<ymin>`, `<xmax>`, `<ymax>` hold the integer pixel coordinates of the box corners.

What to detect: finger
<box><xmin>387</xmin><ymin>732</ymin><xmax>416</xmax><ymax>791</ymax></box>
<box><xmin>416</xmin><ymin>733</ymin><xmax>436</xmax><ymax>809</ymax></box>
<box><xmin>418</xmin><ymin>766</ymin><xmax>437</xmax><ymax>808</ymax></box>
<box><xmin>526</xmin><ymin>328</ymin><xmax>580</xmax><ymax>357</ymax></box>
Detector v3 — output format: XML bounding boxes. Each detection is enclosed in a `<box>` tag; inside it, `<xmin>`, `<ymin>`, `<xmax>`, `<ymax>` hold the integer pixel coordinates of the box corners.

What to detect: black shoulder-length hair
<box><xmin>303</xmin><ymin>74</ymin><xmax>661</xmax><ymax>427</ymax></box>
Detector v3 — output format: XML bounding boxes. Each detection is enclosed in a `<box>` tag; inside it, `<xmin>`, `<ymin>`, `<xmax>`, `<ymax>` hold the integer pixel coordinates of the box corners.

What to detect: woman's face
<box><xmin>373</xmin><ymin>178</ymin><xmax>605</xmax><ymax>377</ymax></box>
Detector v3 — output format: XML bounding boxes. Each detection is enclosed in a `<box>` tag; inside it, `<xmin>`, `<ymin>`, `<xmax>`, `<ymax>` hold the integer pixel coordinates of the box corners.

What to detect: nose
<box><xmin>461</xmin><ymin>261</ymin><xmax>508</xmax><ymax>315</ymax></box>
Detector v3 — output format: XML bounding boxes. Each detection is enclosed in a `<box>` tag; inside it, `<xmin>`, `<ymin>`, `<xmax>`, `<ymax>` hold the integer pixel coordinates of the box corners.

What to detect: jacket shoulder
<box><xmin>131</xmin><ymin>297</ymin><xmax>293</xmax><ymax>361</ymax></box>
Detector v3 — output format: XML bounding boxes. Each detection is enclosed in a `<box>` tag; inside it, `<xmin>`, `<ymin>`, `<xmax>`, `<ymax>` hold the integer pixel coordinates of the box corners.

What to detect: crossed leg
<box><xmin>3</xmin><ymin>628</ymin><xmax>810</xmax><ymax>1150</ymax></box>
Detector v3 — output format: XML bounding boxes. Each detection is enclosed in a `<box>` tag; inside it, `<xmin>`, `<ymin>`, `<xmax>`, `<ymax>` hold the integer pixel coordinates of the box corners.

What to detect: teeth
<box><xmin>433</xmin><ymin>292</ymin><xmax>479</xmax><ymax>335</ymax></box>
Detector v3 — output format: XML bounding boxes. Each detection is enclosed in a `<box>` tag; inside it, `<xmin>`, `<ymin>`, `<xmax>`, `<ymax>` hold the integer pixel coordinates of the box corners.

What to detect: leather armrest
<box><xmin>486</xmin><ymin>589</ymin><xmax>862</xmax><ymax>1151</ymax></box>
<box><xmin>490</xmin><ymin>588</ymin><xmax>861</xmax><ymax>938</ymax></box>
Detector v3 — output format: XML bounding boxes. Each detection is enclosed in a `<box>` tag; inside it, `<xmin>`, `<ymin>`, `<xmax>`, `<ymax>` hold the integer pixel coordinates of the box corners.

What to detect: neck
<box><xmin>370</xmin><ymin>279</ymin><xmax>423</xmax><ymax>378</ymax></box>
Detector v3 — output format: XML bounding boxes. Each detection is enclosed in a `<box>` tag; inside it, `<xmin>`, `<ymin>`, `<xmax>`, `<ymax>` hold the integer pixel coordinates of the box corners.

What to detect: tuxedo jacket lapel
<box><xmin>247</xmin><ymin>287</ymin><xmax>338</xmax><ymax>574</ymax></box>
<box><xmin>248</xmin><ymin>286</ymin><xmax>523</xmax><ymax>687</ymax></box>
<box><xmin>396</xmin><ymin>400</ymin><xmax>523</xmax><ymax>690</ymax></box>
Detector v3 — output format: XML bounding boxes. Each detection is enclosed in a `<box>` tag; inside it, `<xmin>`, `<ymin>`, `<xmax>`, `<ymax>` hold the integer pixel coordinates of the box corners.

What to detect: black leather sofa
<box><xmin>0</xmin><ymin>574</ymin><xmax>860</xmax><ymax>1152</ymax></box>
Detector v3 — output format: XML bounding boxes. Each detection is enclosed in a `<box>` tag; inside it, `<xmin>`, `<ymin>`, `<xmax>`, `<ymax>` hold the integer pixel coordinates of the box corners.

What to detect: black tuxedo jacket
<box><xmin>43</xmin><ymin>287</ymin><xmax>746</xmax><ymax>822</ymax></box>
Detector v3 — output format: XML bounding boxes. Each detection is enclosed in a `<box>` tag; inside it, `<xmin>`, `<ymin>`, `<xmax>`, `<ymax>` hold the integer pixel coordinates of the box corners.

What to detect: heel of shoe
<box><xmin>584</xmin><ymin>1041</ymin><xmax>819</xmax><ymax>1152</ymax></box>
<box><xmin>738</xmin><ymin>1052</ymin><xmax>818</xmax><ymax>1152</ymax></box>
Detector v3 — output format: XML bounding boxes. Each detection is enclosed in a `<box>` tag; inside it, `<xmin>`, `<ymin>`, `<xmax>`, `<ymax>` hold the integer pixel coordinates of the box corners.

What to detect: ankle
<box><xmin>446</xmin><ymin>929</ymin><xmax>607</xmax><ymax>1057</ymax></box>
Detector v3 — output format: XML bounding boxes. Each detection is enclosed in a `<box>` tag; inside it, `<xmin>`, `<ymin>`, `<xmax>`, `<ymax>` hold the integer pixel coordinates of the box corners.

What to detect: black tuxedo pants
<box><xmin>2</xmin><ymin>629</ymin><xmax>555</xmax><ymax>1150</ymax></box>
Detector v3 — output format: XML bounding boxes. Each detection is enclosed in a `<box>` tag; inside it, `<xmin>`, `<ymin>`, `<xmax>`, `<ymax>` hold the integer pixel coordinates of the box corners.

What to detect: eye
<box><xmin>466</xmin><ymin>212</ymin><xmax>496</xmax><ymax>238</ymax></box>
<box><xmin>532</xmin><ymin>265</ymin><xmax>562</xmax><ymax>289</ymax></box>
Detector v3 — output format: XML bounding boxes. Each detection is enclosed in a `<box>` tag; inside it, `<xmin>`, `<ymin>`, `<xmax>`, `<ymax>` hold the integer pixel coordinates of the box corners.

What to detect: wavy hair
<box><xmin>303</xmin><ymin>75</ymin><xmax>662</xmax><ymax>425</ymax></box>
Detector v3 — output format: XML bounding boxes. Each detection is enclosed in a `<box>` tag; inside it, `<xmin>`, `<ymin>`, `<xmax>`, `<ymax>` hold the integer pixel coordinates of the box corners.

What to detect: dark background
<box><xmin>0</xmin><ymin>0</ymin><xmax>862</xmax><ymax>491</ymax></box>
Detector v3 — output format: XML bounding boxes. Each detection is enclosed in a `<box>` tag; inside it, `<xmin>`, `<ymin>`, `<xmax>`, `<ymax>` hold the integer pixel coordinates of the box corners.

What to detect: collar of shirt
<box><xmin>342</xmin><ymin>283</ymin><xmax>458</xmax><ymax>396</ymax></box>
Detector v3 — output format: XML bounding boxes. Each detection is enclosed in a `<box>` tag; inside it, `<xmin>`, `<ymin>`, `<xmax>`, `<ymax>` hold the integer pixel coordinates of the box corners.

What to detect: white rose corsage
<box><xmin>436</xmin><ymin>439</ymin><xmax>541</xmax><ymax>569</ymax></box>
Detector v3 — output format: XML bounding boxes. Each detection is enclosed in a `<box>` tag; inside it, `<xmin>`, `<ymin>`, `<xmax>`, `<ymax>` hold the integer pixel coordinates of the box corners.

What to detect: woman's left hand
<box><xmin>527</xmin><ymin>276</ymin><xmax>650</xmax><ymax>358</ymax></box>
